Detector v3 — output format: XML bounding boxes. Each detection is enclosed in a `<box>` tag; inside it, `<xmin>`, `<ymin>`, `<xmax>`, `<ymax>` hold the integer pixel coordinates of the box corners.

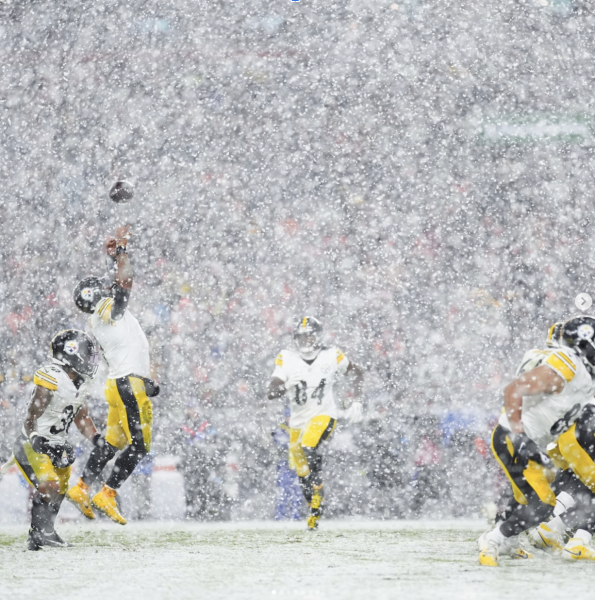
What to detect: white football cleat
<box><xmin>528</xmin><ymin>523</ymin><xmax>564</xmax><ymax>553</ymax></box>
<box><xmin>562</xmin><ymin>537</ymin><xmax>595</xmax><ymax>561</ymax></box>
<box><xmin>478</xmin><ymin>531</ymin><xmax>532</xmax><ymax>560</ymax></box>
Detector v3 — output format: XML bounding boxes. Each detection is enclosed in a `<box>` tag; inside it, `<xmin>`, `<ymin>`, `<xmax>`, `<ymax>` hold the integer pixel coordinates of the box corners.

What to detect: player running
<box><xmin>479</xmin><ymin>316</ymin><xmax>595</xmax><ymax>566</ymax></box>
<box><xmin>7</xmin><ymin>330</ymin><xmax>101</xmax><ymax>550</ymax></box>
<box><xmin>267</xmin><ymin>317</ymin><xmax>364</xmax><ymax>530</ymax></box>
<box><xmin>66</xmin><ymin>225</ymin><xmax>159</xmax><ymax>525</ymax></box>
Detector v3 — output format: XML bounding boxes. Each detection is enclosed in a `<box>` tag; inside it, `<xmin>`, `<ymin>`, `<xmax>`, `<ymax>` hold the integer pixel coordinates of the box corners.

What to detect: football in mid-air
<box><xmin>109</xmin><ymin>180</ymin><xmax>134</xmax><ymax>203</ymax></box>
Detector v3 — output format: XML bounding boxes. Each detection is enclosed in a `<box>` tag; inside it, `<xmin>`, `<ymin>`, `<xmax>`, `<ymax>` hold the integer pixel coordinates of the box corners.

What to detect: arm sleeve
<box><xmin>110</xmin><ymin>285</ymin><xmax>130</xmax><ymax>321</ymax></box>
<box><xmin>271</xmin><ymin>352</ymin><xmax>288</xmax><ymax>382</ymax></box>
<box><xmin>336</xmin><ymin>348</ymin><xmax>350</xmax><ymax>375</ymax></box>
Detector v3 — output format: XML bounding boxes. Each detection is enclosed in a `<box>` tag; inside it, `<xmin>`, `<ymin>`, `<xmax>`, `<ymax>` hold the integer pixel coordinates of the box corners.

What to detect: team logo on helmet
<box><xmin>577</xmin><ymin>324</ymin><xmax>595</xmax><ymax>340</ymax></box>
<box><xmin>64</xmin><ymin>340</ymin><xmax>79</xmax><ymax>355</ymax></box>
<box><xmin>81</xmin><ymin>288</ymin><xmax>95</xmax><ymax>301</ymax></box>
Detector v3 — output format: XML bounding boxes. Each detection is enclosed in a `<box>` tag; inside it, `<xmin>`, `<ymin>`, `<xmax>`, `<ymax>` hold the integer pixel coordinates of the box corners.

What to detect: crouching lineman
<box><xmin>267</xmin><ymin>317</ymin><xmax>364</xmax><ymax>530</ymax></box>
<box><xmin>11</xmin><ymin>330</ymin><xmax>101</xmax><ymax>550</ymax></box>
<box><xmin>67</xmin><ymin>225</ymin><xmax>158</xmax><ymax>525</ymax></box>
<box><xmin>479</xmin><ymin>316</ymin><xmax>595</xmax><ymax>566</ymax></box>
<box><xmin>528</xmin><ymin>317</ymin><xmax>595</xmax><ymax>561</ymax></box>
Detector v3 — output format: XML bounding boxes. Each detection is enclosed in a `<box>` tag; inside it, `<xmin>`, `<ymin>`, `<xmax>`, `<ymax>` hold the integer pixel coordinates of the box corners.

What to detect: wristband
<box><xmin>92</xmin><ymin>433</ymin><xmax>106</xmax><ymax>448</ymax></box>
<box><xmin>116</xmin><ymin>245</ymin><xmax>127</xmax><ymax>256</ymax></box>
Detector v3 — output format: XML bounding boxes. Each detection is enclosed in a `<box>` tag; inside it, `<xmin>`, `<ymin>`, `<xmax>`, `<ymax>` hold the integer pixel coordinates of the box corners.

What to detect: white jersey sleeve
<box><xmin>335</xmin><ymin>348</ymin><xmax>350</xmax><ymax>375</ymax></box>
<box><xmin>271</xmin><ymin>351</ymin><xmax>289</xmax><ymax>383</ymax></box>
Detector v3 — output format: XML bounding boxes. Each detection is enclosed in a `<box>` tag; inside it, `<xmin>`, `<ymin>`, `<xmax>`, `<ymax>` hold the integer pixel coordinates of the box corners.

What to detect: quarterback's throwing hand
<box><xmin>115</xmin><ymin>224</ymin><xmax>132</xmax><ymax>247</ymax></box>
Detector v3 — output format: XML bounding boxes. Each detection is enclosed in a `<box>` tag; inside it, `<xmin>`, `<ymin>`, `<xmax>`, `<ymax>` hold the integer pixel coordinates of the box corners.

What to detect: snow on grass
<box><xmin>0</xmin><ymin>520</ymin><xmax>592</xmax><ymax>600</ymax></box>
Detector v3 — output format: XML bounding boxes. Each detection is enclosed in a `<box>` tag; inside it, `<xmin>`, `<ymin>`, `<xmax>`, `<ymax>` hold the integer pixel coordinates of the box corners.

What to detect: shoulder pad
<box><xmin>34</xmin><ymin>366</ymin><xmax>59</xmax><ymax>391</ymax></box>
<box><xmin>95</xmin><ymin>297</ymin><xmax>114</xmax><ymax>323</ymax></box>
<box><xmin>545</xmin><ymin>349</ymin><xmax>577</xmax><ymax>383</ymax></box>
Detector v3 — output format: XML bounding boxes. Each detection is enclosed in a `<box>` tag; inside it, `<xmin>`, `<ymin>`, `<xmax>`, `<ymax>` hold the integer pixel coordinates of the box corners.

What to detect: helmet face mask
<box><xmin>546</xmin><ymin>322</ymin><xmax>563</xmax><ymax>348</ymax></box>
<box><xmin>51</xmin><ymin>329</ymin><xmax>99</xmax><ymax>380</ymax></box>
<box><xmin>294</xmin><ymin>317</ymin><xmax>323</xmax><ymax>361</ymax></box>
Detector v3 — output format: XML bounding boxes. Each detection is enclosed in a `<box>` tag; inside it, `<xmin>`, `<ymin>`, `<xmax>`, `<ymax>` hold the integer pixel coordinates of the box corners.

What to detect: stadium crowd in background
<box><xmin>1</xmin><ymin>0</ymin><xmax>595</xmax><ymax>519</ymax></box>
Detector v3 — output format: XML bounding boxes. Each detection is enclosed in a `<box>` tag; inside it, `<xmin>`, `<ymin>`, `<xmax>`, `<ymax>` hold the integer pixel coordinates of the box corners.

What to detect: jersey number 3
<box><xmin>50</xmin><ymin>405</ymin><xmax>76</xmax><ymax>435</ymax></box>
<box><xmin>294</xmin><ymin>379</ymin><xmax>326</xmax><ymax>406</ymax></box>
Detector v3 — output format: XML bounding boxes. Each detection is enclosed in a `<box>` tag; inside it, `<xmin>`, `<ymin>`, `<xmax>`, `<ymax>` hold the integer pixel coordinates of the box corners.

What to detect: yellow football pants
<box><xmin>557</xmin><ymin>423</ymin><xmax>595</xmax><ymax>493</ymax></box>
<box><xmin>490</xmin><ymin>424</ymin><xmax>556</xmax><ymax>506</ymax></box>
<box><xmin>289</xmin><ymin>415</ymin><xmax>337</xmax><ymax>478</ymax></box>
<box><xmin>13</xmin><ymin>437</ymin><xmax>70</xmax><ymax>494</ymax></box>
<box><xmin>104</xmin><ymin>376</ymin><xmax>153</xmax><ymax>452</ymax></box>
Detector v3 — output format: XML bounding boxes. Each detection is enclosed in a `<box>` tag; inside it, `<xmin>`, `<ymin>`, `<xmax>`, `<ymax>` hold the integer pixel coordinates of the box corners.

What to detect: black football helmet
<box><xmin>73</xmin><ymin>276</ymin><xmax>108</xmax><ymax>314</ymax></box>
<box><xmin>294</xmin><ymin>317</ymin><xmax>323</xmax><ymax>360</ymax></box>
<box><xmin>560</xmin><ymin>316</ymin><xmax>595</xmax><ymax>373</ymax></box>
<box><xmin>51</xmin><ymin>329</ymin><xmax>99</xmax><ymax>379</ymax></box>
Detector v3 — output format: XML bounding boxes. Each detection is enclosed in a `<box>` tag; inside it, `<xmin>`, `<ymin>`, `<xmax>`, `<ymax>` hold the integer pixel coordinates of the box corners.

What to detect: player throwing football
<box><xmin>67</xmin><ymin>225</ymin><xmax>158</xmax><ymax>525</ymax></box>
<box><xmin>7</xmin><ymin>330</ymin><xmax>101</xmax><ymax>550</ymax></box>
<box><xmin>268</xmin><ymin>317</ymin><xmax>364</xmax><ymax>530</ymax></box>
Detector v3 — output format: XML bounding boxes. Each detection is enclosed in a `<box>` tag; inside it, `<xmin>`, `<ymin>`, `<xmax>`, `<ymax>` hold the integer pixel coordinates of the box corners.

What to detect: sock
<box><xmin>486</xmin><ymin>524</ymin><xmax>506</xmax><ymax>545</ymax></box>
<box><xmin>105</xmin><ymin>446</ymin><xmax>146</xmax><ymax>490</ymax></box>
<box><xmin>548</xmin><ymin>515</ymin><xmax>567</xmax><ymax>534</ymax></box>
<box><xmin>554</xmin><ymin>491</ymin><xmax>575</xmax><ymax>517</ymax></box>
<box><xmin>298</xmin><ymin>474</ymin><xmax>313</xmax><ymax>504</ymax></box>
<box><xmin>31</xmin><ymin>494</ymin><xmax>53</xmax><ymax>534</ymax></box>
<box><xmin>82</xmin><ymin>443</ymin><xmax>118</xmax><ymax>487</ymax></box>
<box><xmin>46</xmin><ymin>495</ymin><xmax>64</xmax><ymax>533</ymax></box>
<box><xmin>574</xmin><ymin>528</ymin><xmax>592</xmax><ymax>545</ymax></box>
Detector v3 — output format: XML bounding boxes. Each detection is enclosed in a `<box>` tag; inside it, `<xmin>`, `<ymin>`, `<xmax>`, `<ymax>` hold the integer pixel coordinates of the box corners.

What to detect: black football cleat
<box><xmin>43</xmin><ymin>530</ymin><xmax>72</xmax><ymax>548</ymax></box>
<box><xmin>27</xmin><ymin>528</ymin><xmax>45</xmax><ymax>551</ymax></box>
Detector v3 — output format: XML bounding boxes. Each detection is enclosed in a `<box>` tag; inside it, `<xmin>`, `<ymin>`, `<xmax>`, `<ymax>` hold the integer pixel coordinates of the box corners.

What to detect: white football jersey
<box><xmin>89</xmin><ymin>297</ymin><xmax>150</xmax><ymax>379</ymax></box>
<box><xmin>23</xmin><ymin>363</ymin><xmax>88</xmax><ymax>444</ymax></box>
<box><xmin>499</xmin><ymin>347</ymin><xmax>595</xmax><ymax>447</ymax></box>
<box><xmin>271</xmin><ymin>346</ymin><xmax>350</xmax><ymax>430</ymax></box>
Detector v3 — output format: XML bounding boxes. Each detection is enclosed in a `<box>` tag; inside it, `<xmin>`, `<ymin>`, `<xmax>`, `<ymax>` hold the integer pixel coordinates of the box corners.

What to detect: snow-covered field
<box><xmin>0</xmin><ymin>519</ymin><xmax>593</xmax><ymax>600</ymax></box>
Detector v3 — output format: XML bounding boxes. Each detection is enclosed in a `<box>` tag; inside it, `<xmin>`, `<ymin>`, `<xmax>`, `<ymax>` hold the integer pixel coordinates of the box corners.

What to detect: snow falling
<box><xmin>1</xmin><ymin>0</ymin><xmax>595</xmax><ymax>536</ymax></box>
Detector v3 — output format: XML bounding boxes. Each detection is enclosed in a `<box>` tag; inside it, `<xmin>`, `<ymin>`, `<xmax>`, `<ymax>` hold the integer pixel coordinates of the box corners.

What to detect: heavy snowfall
<box><xmin>1</xmin><ymin>0</ymin><xmax>595</xmax><ymax>597</ymax></box>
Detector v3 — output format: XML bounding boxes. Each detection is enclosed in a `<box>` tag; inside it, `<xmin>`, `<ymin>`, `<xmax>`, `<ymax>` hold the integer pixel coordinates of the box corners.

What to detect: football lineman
<box><xmin>66</xmin><ymin>225</ymin><xmax>158</xmax><ymax>525</ymax></box>
<box><xmin>10</xmin><ymin>330</ymin><xmax>101</xmax><ymax>550</ymax></box>
<box><xmin>267</xmin><ymin>317</ymin><xmax>364</xmax><ymax>530</ymax></box>
<box><xmin>479</xmin><ymin>316</ymin><xmax>595</xmax><ymax>566</ymax></box>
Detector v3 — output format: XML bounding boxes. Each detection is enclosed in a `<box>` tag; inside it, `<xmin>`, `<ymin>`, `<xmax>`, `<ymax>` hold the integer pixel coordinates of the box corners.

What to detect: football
<box><xmin>109</xmin><ymin>180</ymin><xmax>134</xmax><ymax>203</ymax></box>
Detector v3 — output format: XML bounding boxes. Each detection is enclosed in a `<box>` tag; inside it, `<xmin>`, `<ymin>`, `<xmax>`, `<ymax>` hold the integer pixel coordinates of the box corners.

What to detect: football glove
<box><xmin>46</xmin><ymin>442</ymin><xmax>76</xmax><ymax>469</ymax></box>
<box><xmin>30</xmin><ymin>433</ymin><xmax>75</xmax><ymax>468</ymax></box>
<box><xmin>511</xmin><ymin>433</ymin><xmax>552</xmax><ymax>468</ymax></box>
<box><xmin>345</xmin><ymin>402</ymin><xmax>364</xmax><ymax>424</ymax></box>
<box><xmin>30</xmin><ymin>433</ymin><xmax>51</xmax><ymax>455</ymax></box>
<box><xmin>92</xmin><ymin>433</ymin><xmax>108</xmax><ymax>448</ymax></box>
